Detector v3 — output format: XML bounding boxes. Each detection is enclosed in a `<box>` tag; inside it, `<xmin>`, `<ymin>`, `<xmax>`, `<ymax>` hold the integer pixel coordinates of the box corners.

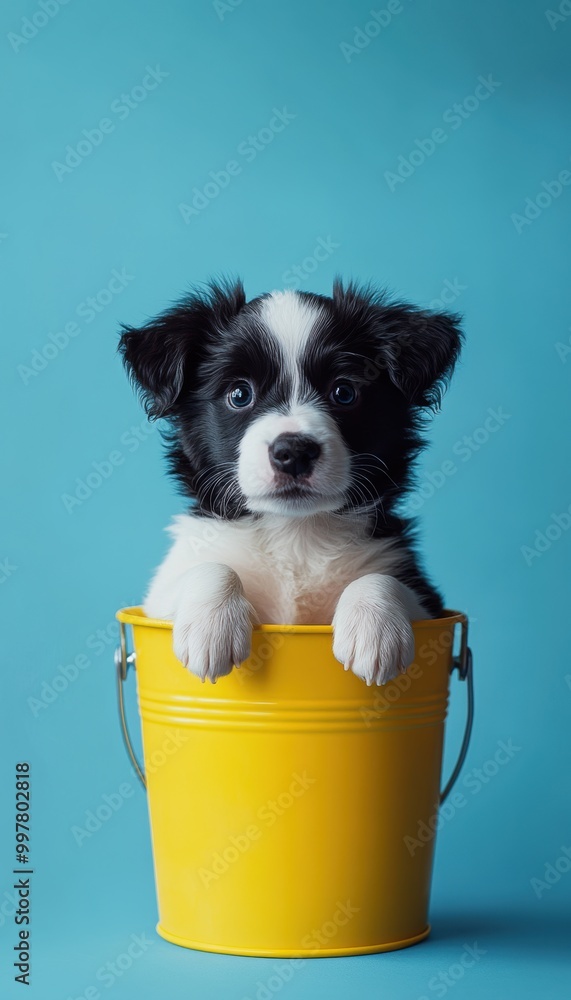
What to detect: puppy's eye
<box><xmin>329</xmin><ymin>380</ymin><xmax>357</xmax><ymax>406</ymax></box>
<box><xmin>227</xmin><ymin>381</ymin><xmax>254</xmax><ymax>409</ymax></box>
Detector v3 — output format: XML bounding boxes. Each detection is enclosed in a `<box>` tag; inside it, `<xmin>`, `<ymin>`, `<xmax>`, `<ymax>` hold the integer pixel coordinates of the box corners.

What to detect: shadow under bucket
<box><xmin>115</xmin><ymin>608</ymin><xmax>473</xmax><ymax>957</ymax></box>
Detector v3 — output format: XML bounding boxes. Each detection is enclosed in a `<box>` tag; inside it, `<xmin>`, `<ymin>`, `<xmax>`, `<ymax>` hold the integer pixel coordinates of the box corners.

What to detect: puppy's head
<box><xmin>119</xmin><ymin>279</ymin><xmax>462</xmax><ymax>519</ymax></box>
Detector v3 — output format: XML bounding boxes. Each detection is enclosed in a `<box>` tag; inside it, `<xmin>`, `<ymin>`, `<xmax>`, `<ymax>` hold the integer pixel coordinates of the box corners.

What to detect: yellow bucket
<box><xmin>115</xmin><ymin>607</ymin><xmax>473</xmax><ymax>957</ymax></box>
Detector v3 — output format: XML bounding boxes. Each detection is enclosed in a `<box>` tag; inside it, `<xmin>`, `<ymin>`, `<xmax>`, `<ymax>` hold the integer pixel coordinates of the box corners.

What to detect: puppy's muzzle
<box><xmin>268</xmin><ymin>433</ymin><xmax>321</xmax><ymax>479</ymax></box>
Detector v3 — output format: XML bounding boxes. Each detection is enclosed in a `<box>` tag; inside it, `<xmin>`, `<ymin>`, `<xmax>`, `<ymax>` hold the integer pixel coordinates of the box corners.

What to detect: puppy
<box><xmin>119</xmin><ymin>279</ymin><xmax>462</xmax><ymax>686</ymax></box>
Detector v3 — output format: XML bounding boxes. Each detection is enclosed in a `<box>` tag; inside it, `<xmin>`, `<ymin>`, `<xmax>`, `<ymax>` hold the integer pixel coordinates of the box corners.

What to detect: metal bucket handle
<box><xmin>115</xmin><ymin>621</ymin><xmax>145</xmax><ymax>788</ymax></box>
<box><xmin>115</xmin><ymin>616</ymin><xmax>473</xmax><ymax>801</ymax></box>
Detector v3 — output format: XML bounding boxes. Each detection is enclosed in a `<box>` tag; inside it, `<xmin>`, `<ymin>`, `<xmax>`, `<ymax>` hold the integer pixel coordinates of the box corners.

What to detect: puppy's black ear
<box><xmin>119</xmin><ymin>279</ymin><xmax>246</xmax><ymax>419</ymax></box>
<box><xmin>378</xmin><ymin>303</ymin><xmax>463</xmax><ymax>409</ymax></box>
<box><xmin>332</xmin><ymin>280</ymin><xmax>463</xmax><ymax>410</ymax></box>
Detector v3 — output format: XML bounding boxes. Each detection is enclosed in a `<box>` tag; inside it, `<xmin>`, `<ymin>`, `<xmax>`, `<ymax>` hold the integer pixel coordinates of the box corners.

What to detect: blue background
<box><xmin>2</xmin><ymin>0</ymin><xmax>570</xmax><ymax>996</ymax></box>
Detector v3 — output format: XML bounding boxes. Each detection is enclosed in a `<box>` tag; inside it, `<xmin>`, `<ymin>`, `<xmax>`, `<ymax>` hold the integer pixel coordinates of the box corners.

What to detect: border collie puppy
<box><xmin>119</xmin><ymin>279</ymin><xmax>462</xmax><ymax>686</ymax></box>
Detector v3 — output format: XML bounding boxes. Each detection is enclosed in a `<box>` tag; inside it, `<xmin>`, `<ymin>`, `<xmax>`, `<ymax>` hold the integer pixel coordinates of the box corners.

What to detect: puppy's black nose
<box><xmin>269</xmin><ymin>433</ymin><xmax>321</xmax><ymax>478</ymax></box>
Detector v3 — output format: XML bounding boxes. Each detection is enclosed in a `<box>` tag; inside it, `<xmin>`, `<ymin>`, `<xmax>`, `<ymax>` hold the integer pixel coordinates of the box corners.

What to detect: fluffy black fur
<box><xmin>119</xmin><ymin>278</ymin><xmax>463</xmax><ymax>615</ymax></box>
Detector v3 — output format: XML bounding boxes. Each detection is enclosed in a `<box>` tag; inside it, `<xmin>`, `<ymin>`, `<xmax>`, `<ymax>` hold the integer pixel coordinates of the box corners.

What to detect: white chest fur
<box><xmin>147</xmin><ymin>511</ymin><xmax>409</xmax><ymax>625</ymax></box>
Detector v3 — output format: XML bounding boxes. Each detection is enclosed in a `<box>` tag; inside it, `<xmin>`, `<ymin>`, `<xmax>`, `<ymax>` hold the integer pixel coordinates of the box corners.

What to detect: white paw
<box><xmin>332</xmin><ymin>575</ymin><xmax>416</xmax><ymax>686</ymax></box>
<box><xmin>173</xmin><ymin>569</ymin><xmax>255</xmax><ymax>682</ymax></box>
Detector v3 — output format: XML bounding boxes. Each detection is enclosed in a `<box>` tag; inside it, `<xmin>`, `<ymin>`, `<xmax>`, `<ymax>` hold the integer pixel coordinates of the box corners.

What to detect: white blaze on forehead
<box><xmin>259</xmin><ymin>290</ymin><xmax>321</xmax><ymax>396</ymax></box>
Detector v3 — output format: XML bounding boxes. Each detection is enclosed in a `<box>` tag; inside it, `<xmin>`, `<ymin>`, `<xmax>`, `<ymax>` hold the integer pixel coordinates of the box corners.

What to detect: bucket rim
<box><xmin>116</xmin><ymin>606</ymin><xmax>466</xmax><ymax>632</ymax></box>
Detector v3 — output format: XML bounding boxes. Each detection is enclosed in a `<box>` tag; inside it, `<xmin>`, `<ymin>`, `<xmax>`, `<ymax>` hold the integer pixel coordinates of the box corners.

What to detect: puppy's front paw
<box><xmin>332</xmin><ymin>576</ymin><xmax>415</xmax><ymax>686</ymax></box>
<box><xmin>173</xmin><ymin>571</ymin><xmax>255</xmax><ymax>682</ymax></box>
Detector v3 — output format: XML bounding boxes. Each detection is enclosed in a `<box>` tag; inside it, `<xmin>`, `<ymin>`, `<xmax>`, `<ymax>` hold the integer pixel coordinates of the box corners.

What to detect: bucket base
<box><xmin>156</xmin><ymin>922</ymin><xmax>431</xmax><ymax>957</ymax></box>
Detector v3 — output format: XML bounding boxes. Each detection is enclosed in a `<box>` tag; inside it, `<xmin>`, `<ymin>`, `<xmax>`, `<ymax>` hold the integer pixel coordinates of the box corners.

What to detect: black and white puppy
<box><xmin>119</xmin><ymin>279</ymin><xmax>462</xmax><ymax>686</ymax></box>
